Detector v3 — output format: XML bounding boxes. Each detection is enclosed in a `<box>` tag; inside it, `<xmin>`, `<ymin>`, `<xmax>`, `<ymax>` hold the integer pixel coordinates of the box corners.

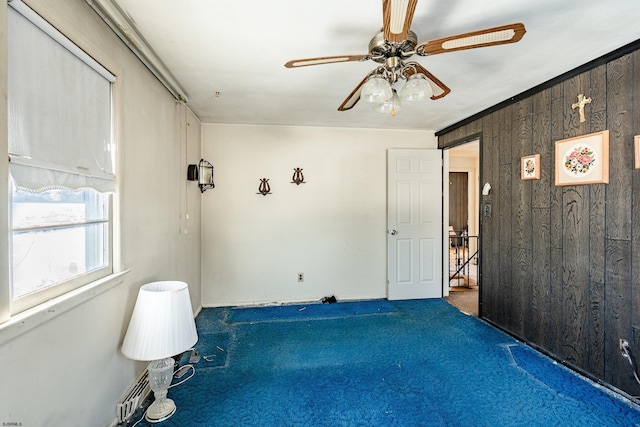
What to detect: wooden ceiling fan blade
<box><xmin>284</xmin><ymin>55</ymin><xmax>368</xmax><ymax>68</ymax></box>
<box><xmin>403</xmin><ymin>62</ymin><xmax>451</xmax><ymax>100</ymax></box>
<box><xmin>338</xmin><ymin>70</ymin><xmax>378</xmax><ymax>111</ymax></box>
<box><xmin>416</xmin><ymin>23</ymin><xmax>526</xmax><ymax>56</ymax></box>
<box><xmin>383</xmin><ymin>0</ymin><xmax>419</xmax><ymax>43</ymax></box>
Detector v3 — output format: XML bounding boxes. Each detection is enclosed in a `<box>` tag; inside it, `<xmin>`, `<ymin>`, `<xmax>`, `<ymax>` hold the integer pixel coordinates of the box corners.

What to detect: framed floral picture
<box><xmin>635</xmin><ymin>135</ymin><xmax>640</xmax><ymax>169</ymax></box>
<box><xmin>521</xmin><ymin>154</ymin><xmax>540</xmax><ymax>180</ymax></box>
<box><xmin>555</xmin><ymin>130</ymin><xmax>609</xmax><ymax>186</ymax></box>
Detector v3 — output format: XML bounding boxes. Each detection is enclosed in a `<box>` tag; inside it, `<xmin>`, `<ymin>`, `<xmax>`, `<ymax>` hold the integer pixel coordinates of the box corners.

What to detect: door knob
<box><xmin>390</xmin><ymin>229</ymin><xmax>398</xmax><ymax>235</ymax></box>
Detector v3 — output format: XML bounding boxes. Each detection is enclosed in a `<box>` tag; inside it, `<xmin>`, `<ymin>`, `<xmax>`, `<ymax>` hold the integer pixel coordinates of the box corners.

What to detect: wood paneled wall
<box><xmin>449</xmin><ymin>172</ymin><xmax>468</xmax><ymax>232</ymax></box>
<box><xmin>438</xmin><ymin>48</ymin><xmax>640</xmax><ymax>395</ymax></box>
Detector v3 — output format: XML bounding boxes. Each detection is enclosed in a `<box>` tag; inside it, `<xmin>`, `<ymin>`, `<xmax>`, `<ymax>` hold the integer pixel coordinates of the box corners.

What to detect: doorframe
<box><xmin>442</xmin><ymin>151</ymin><xmax>450</xmax><ymax>297</ymax></box>
<box><xmin>439</xmin><ymin>132</ymin><xmax>483</xmax><ymax>314</ymax></box>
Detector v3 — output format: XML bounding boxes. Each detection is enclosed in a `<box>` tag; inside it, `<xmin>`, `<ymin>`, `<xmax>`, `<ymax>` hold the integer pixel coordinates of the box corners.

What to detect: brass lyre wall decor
<box><xmin>291</xmin><ymin>167</ymin><xmax>305</xmax><ymax>185</ymax></box>
<box><xmin>257</xmin><ymin>178</ymin><xmax>271</xmax><ymax>196</ymax></box>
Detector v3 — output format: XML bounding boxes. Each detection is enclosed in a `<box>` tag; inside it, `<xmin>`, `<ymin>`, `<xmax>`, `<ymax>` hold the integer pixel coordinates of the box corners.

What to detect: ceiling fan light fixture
<box><xmin>373</xmin><ymin>89</ymin><xmax>402</xmax><ymax>116</ymax></box>
<box><xmin>361</xmin><ymin>75</ymin><xmax>393</xmax><ymax>103</ymax></box>
<box><xmin>399</xmin><ymin>73</ymin><xmax>433</xmax><ymax>101</ymax></box>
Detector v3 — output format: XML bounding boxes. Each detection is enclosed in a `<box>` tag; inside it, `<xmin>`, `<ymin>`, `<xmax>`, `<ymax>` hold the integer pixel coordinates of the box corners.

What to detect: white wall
<box><xmin>0</xmin><ymin>1</ymin><xmax>202</xmax><ymax>426</ymax></box>
<box><xmin>202</xmin><ymin>124</ymin><xmax>437</xmax><ymax>307</ymax></box>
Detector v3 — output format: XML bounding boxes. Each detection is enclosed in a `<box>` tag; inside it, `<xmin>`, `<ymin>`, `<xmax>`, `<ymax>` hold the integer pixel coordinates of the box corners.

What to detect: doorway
<box><xmin>387</xmin><ymin>149</ymin><xmax>443</xmax><ymax>300</ymax></box>
<box><xmin>444</xmin><ymin>140</ymin><xmax>479</xmax><ymax>315</ymax></box>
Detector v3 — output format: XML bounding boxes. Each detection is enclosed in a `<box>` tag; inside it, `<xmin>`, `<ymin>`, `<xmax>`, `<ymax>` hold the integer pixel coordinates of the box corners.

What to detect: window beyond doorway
<box><xmin>449</xmin><ymin>172</ymin><xmax>469</xmax><ymax>234</ymax></box>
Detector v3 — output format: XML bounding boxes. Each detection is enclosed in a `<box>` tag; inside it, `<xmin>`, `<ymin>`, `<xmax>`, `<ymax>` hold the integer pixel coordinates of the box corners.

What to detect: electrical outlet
<box><xmin>298</xmin><ymin>273</ymin><xmax>304</xmax><ymax>282</ymax></box>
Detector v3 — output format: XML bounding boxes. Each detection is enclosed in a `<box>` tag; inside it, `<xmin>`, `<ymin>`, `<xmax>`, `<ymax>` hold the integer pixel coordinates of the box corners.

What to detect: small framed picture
<box><xmin>635</xmin><ymin>135</ymin><xmax>640</xmax><ymax>169</ymax></box>
<box><xmin>555</xmin><ymin>130</ymin><xmax>609</xmax><ymax>186</ymax></box>
<box><xmin>521</xmin><ymin>154</ymin><xmax>540</xmax><ymax>180</ymax></box>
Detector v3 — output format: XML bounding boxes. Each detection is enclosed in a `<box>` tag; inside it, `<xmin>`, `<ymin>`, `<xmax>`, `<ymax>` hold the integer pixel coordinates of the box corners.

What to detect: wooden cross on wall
<box><xmin>571</xmin><ymin>94</ymin><xmax>592</xmax><ymax>123</ymax></box>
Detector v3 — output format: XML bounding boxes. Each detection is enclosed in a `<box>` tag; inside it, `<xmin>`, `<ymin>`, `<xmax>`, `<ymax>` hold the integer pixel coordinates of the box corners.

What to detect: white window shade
<box><xmin>8</xmin><ymin>2</ymin><xmax>115</xmax><ymax>192</ymax></box>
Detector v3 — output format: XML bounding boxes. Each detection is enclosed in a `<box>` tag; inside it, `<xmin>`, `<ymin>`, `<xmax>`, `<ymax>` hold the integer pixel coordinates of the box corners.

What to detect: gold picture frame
<box><xmin>521</xmin><ymin>154</ymin><xmax>540</xmax><ymax>180</ymax></box>
<box><xmin>635</xmin><ymin>135</ymin><xmax>640</xmax><ymax>169</ymax></box>
<box><xmin>555</xmin><ymin>130</ymin><xmax>609</xmax><ymax>186</ymax></box>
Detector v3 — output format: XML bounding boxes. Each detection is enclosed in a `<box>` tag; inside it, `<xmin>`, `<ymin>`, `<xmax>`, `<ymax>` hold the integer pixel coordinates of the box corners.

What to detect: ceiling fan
<box><xmin>284</xmin><ymin>0</ymin><xmax>526</xmax><ymax>115</ymax></box>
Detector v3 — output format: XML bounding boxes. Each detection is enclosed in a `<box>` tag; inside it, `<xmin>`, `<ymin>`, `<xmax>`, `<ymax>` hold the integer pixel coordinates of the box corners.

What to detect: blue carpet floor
<box><xmin>227</xmin><ymin>299</ymin><xmax>396</xmax><ymax>323</ymax></box>
<box><xmin>131</xmin><ymin>299</ymin><xmax>640</xmax><ymax>426</ymax></box>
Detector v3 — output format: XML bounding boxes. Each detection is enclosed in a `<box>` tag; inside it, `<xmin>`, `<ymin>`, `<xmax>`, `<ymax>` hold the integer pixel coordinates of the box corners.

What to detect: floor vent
<box><xmin>117</xmin><ymin>368</ymin><xmax>150</xmax><ymax>423</ymax></box>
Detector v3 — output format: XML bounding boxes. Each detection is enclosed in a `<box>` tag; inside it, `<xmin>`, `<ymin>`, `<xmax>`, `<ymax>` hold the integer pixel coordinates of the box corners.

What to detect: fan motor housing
<box><xmin>368</xmin><ymin>30</ymin><xmax>417</xmax><ymax>63</ymax></box>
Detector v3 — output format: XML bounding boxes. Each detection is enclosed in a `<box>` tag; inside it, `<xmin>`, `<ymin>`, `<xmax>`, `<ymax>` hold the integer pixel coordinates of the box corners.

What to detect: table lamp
<box><xmin>121</xmin><ymin>281</ymin><xmax>198</xmax><ymax>423</ymax></box>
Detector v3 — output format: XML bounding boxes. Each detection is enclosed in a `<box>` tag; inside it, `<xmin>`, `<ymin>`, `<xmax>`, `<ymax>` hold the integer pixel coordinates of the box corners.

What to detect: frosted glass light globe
<box><xmin>399</xmin><ymin>73</ymin><xmax>432</xmax><ymax>101</ymax></box>
<box><xmin>361</xmin><ymin>75</ymin><xmax>393</xmax><ymax>103</ymax></box>
<box><xmin>373</xmin><ymin>90</ymin><xmax>402</xmax><ymax>116</ymax></box>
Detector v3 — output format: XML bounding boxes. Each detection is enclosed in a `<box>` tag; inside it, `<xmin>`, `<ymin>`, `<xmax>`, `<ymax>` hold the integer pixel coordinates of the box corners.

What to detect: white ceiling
<box><xmin>108</xmin><ymin>0</ymin><xmax>640</xmax><ymax>132</ymax></box>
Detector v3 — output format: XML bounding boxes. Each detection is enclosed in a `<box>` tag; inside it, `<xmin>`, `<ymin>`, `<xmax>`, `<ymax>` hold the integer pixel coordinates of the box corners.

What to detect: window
<box><xmin>11</xmin><ymin>188</ymin><xmax>110</xmax><ymax>305</ymax></box>
<box><xmin>8</xmin><ymin>1</ymin><xmax>116</xmax><ymax>314</ymax></box>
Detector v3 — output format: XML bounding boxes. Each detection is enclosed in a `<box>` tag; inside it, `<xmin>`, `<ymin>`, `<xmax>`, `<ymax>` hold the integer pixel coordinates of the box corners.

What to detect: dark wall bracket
<box><xmin>187</xmin><ymin>159</ymin><xmax>215</xmax><ymax>193</ymax></box>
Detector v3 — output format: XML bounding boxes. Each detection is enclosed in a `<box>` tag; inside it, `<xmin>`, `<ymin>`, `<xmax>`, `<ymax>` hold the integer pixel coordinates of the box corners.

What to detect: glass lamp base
<box><xmin>145</xmin><ymin>397</ymin><xmax>176</xmax><ymax>423</ymax></box>
<box><xmin>145</xmin><ymin>357</ymin><xmax>177</xmax><ymax>423</ymax></box>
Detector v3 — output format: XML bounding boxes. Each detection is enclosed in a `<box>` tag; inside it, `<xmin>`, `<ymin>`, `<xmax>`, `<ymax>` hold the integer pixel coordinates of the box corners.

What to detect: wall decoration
<box><xmin>197</xmin><ymin>159</ymin><xmax>215</xmax><ymax>193</ymax></box>
<box><xmin>635</xmin><ymin>135</ymin><xmax>640</xmax><ymax>169</ymax></box>
<box><xmin>291</xmin><ymin>167</ymin><xmax>305</xmax><ymax>185</ymax></box>
<box><xmin>555</xmin><ymin>130</ymin><xmax>609</xmax><ymax>186</ymax></box>
<box><xmin>521</xmin><ymin>154</ymin><xmax>540</xmax><ymax>180</ymax></box>
<box><xmin>571</xmin><ymin>94</ymin><xmax>592</xmax><ymax>123</ymax></box>
<box><xmin>187</xmin><ymin>159</ymin><xmax>215</xmax><ymax>193</ymax></box>
<box><xmin>257</xmin><ymin>178</ymin><xmax>271</xmax><ymax>196</ymax></box>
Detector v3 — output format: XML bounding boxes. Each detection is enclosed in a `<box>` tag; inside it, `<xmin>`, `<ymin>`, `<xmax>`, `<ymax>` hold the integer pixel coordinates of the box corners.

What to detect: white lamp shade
<box><xmin>122</xmin><ymin>281</ymin><xmax>198</xmax><ymax>361</ymax></box>
<box><xmin>399</xmin><ymin>73</ymin><xmax>433</xmax><ymax>101</ymax></box>
<box><xmin>361</xmin><ymin>75</ymin><xmax>392</xmax><ymax>103</ymax></box>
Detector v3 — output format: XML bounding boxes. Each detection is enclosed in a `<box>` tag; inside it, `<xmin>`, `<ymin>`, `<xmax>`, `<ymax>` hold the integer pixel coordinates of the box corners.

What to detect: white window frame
<box><xmin>10</xmin><ymin>191</ymin><xmax>114</xmax><ymax>314</ymax></box>
<box><xmin>7</xmin><ymin>0</ymin><xmax>116</xmax><ymax>315</ymax></box>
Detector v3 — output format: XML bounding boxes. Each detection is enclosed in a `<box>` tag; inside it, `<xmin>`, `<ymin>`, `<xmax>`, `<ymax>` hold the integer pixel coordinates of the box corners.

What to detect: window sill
<box><xmin>0</xmin><ymin>270</ymin><xmax>130</xmax><ymax>346</ymax></box>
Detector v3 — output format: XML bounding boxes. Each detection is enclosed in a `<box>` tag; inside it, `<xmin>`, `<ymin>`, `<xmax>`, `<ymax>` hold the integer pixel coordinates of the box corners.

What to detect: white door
<box><xmin>387</xmin><ymin>149</ymin><xmax>443</xmax><ymax>300</ymax></box>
